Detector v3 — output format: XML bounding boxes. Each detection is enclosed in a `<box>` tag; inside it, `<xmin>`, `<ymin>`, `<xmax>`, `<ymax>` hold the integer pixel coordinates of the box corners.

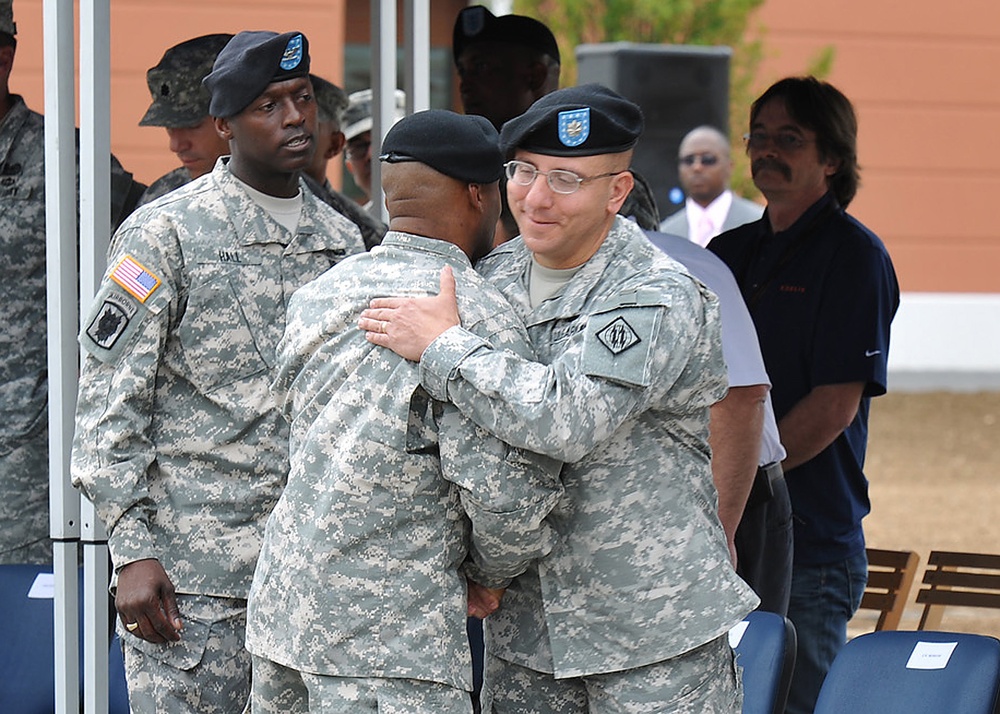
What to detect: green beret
<box><xmin>203</xmin><ymin>31</ymin><xmax>310</xmax><ymax>119</ymax></box>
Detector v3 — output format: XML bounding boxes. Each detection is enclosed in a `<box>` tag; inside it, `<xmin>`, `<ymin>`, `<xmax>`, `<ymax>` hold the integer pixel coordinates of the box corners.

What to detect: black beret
<box><xmin>453</xmin><ymin>5</ymin><xmax>560</xmax><ymax>65</ymax></box>
<box><xmin>203</xmin><ymin>31</ymin><xmax>310</xmax><ymax>118</ymax></box>
<box><xmin>379</xmin><ymin>109</ymin><xmax>502</xmax><ymax>184</ymax></box>
<box><xmin>499</xmin><ymin>83</ymin><xmax>643</xmax><ymax>157</ymax></box>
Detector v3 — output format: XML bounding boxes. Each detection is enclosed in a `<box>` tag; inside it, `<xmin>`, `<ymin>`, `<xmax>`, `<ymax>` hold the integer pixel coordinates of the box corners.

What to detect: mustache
<box><xmin>751</xmin><ymin>157</ymin><xmax>792</xmax><ymax>181</ymax></box>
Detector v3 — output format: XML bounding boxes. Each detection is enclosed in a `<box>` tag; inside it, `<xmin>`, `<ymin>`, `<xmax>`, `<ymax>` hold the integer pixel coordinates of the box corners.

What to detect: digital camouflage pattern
<box><xmin>138</xmin><ymin>165</ymin><xmax>191</xmax><ymax>206</ymax></box>
<box><xmin>251</xmin><ymin>654</ymin><xmax>473</xmax><ymax>714</ymax></box>
<box><xmin>481</xmin><ymin>634</ymin><xmax>742</xmax><ymax>713</ymax></box>
<box><xmin>419</xmin><ymin>216</ymin><xmax>760</xmax><ymax>679</ymax></box>
<box><xmin>71</xmin><ymin>157</ymin><xmax>364</xmax><ymax>597</ymax></box>
<box><xmin>139</xmin><ymin>33</ymin><xmax>233</xmax><ymax>129</ymax></box>
<box><xmin>245</xmin><ymin>232</ymin><xmax>563</xmax><ymax>693</ymax></box>
<box><xmin>120</xmin><ymin>594</ymin><xmax>250</xmax><ymax>713</ymax></box>
<box><xmin>302</xmin><ymin>172</ymin><xmax>386</xmax><ymax>250</ymax></box>
<box><xmin>0</xmin><ymin>95</ymin><xmax>143</xmax><ymax>564</ymax></box>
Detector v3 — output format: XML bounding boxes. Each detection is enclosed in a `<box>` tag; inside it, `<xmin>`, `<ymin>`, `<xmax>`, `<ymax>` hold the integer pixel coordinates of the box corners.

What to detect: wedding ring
<box><xmin>125</xmin><ymin>622</ymin><xmax>139</xmax><ymax>632</ymax></box>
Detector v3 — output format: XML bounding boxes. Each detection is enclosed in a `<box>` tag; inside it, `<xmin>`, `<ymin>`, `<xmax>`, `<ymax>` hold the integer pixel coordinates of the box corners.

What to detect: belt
<box><xmin>746</xmin><ymin>461</ymin><xmax>784</xmax><ymax>508</ymax></box>
<box><xmin>757</xmin><ymin>461</ymin><xmax>783</xmax><ymax>486</ymax></box>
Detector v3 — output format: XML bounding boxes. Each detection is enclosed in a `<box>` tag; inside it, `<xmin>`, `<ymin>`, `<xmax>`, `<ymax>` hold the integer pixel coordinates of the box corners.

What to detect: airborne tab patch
<box><xmin>110</xmin><ymin>255</ymin><xmax>161</xmax><ymax>303</ymax></box>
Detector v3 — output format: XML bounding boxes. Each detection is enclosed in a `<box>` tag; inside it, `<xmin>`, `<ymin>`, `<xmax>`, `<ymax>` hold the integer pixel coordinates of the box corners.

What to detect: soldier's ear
<box><xmin>214</xmin><ymin>116</ymin><xmax>233</xmax><ymax>142</ymax></box>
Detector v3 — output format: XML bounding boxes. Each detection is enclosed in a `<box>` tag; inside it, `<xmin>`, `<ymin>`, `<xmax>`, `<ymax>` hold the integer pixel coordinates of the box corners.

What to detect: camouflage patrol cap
<box><xmin>310</xmin><ymin>74</ymin><xmax>349</xmax><ymax>126</ymax></box>
<box><xmin>0</xmin><ymin>1</ymin><xmax>16</xmax><ymax>37</ymax></box>
<box><xmin>140</xmin><ymin>34</ymin><xmax>234</xmax><ymax>128</ymax></box>
<box><xmin>343</xmin><ymin>88</ymin><xmax>407</xmax><ymax>141</ymax></box>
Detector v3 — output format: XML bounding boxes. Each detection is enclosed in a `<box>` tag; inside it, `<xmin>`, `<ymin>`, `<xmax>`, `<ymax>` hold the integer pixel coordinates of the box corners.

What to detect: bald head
<box><xmin>677</xmin><ymin>125</ymin><xmax>733</xmax><ymax>207</ymax></box>
<box><xmin>382</xmin><ymin>162</ymin><xmax>500</xmax><ymax>263</ymax></box>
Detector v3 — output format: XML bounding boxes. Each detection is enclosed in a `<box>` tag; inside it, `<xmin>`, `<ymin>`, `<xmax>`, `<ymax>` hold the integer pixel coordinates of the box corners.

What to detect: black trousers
<box><xmin>735</xmin><ymin>471</ymin><xmax>794</xmax><ymax>615</ymax></box>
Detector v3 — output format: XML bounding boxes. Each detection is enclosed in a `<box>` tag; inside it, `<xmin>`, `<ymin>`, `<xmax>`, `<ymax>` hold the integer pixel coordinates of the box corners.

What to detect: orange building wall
<box><xmin>751</xmin><ymin>0</ymin><xmax>1000</xmax><ymax>293</ymax></box>
<box><xmin>9</xmin><ymin>0</ymin><xmax>350</xmax><ymax>187</ymax></box>
<box><xmin>7</xmin><ymin>0</ymin><xmax>999</xmax><ymax>293</ymax></box>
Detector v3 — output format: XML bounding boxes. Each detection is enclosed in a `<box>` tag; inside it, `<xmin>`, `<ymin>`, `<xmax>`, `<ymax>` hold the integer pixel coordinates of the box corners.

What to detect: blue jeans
<box><xmin>784</xmin><ymin>550</ymin><xmax>868</xmax><ymax>714</ymax></box>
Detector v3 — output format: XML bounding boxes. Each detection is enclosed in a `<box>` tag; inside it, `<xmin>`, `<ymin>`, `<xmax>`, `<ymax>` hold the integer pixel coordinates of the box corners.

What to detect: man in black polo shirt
<box><xmin>709</xmin><ymin>76</ymin><xmax>899</xmax><ymax>714</ymax></box>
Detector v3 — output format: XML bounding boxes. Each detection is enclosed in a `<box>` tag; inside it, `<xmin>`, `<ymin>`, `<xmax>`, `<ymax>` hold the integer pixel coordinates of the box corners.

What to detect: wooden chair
<box><xmin>917</xmin><ymin>550</ymin><xmax>1000</xmax><ymax>630</ymax></box>
<box><xmin>859</xmin><ymin>548</ymin><xmax>921</xmax><ymax>631</ymax></box>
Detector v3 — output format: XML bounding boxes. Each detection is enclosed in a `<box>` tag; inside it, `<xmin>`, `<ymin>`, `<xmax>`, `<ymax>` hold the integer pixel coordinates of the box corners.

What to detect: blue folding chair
<box><xmin>0</xmin><ymin>563</ymin><xmax>130</xmax><ymax>713</ymax></box>
<box><xmin>730</xmin><ymin>610</ymin><xmax>797</xmax><ymax>714</ymax></box>
<box><xmin>814</xmin><ymin>630</ymin><xmax>1000</xmax><ymax>714</ymax></box>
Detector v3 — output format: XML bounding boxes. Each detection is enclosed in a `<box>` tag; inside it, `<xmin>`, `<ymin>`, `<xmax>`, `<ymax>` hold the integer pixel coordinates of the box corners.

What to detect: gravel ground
<box><xmin>849</xmin><ymin>390</ymin><xmax>1000</xmax><ymax>635</ymax></box>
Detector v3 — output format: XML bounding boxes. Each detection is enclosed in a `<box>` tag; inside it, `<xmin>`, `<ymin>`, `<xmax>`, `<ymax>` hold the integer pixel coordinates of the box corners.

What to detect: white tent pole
<box><xmin>43</xmin><ymin>0</ymin><xmax>80</xmax><ymax>711</ymax></box>
<box><xmin>403</xmin><ymin>0</ymin><xmax>430</xmax><ymax>114</ymax></box>
<box><xmin>79</xmin><ymin>1</ymin><xmax>113</xmax><ymax>712</ymax></box>
<box><xmin>370</xmin><ymin>0</ymin><xmax>396</xmax><ymax>223</ymax></box>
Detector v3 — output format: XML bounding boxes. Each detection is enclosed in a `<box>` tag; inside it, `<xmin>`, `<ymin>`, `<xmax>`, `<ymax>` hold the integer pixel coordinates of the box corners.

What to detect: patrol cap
<box><xmin>310</xmin><ymin>74</ymin><xmax>349</xmax><ymax>126</ymax></box>
<box><xmin>500</xmin><ymin>83</ymin><xmax>643</xmax><ymax>158</ymax></box>
<box><xmin>453</xmin><ymin>5</ymin><xmax>559</xmax><ymax>65</ymax></box>
<box><xmin>140</xmin><ymin>34</ymin><xmax>234</xmax><ymax>128</ymax></box>
<box><xmin>0</xmin><ymin>1</ymin><xmax>16</xmax><ymax>37</ymax></box>
<box><xmin>380</xmin><ymin>109</ymin><xmax>502</xmax><ymax>185</ymax></box>
<box><xmin>343</xmin><ymin>88</ymin><xmax>407</xmax><ymax>141</ymax></box>
<box><xmin>203</xmin><ymin>30</ymin><xmax>310</xmax><ymax>118</ymax></box>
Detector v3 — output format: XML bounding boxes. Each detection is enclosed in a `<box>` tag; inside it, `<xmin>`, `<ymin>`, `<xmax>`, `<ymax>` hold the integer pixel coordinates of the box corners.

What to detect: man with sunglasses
<box><xmin>360</xmin><ymin>84</ymin><xmax>758</xmax><ymax>713</ymax></box>
<box><xmin>660</xmin><ymin>125</ymin><xmax>763</xmax><ymax>246</ymax></box>
<box><xmin>709</xmin><ymin>77</ymin><xmax>899</xmax><ymax>714</ymax></box>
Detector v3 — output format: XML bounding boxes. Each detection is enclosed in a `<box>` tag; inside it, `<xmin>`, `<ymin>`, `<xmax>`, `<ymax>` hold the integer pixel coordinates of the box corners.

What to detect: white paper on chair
<box><xmin>906</xmin><ymin>641</ymin><xmax>958</xmax><ymax>670</ymax></box>
<box><xmin>27</xmin><ymin>572</ymin><xmax>55</xmax><ymax>599</ymax></box>
<box><xmin>728</xmin><ymin>620</ymin><xmax>750</xmax><ymax>648</ymax></box>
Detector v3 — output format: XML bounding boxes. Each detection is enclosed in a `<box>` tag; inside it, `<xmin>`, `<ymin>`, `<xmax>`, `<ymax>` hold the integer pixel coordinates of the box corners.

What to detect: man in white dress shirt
<box><xmin>659</xmin><ymin>125</ymin><xmax>763</xmax><ymax>245</ymax></box>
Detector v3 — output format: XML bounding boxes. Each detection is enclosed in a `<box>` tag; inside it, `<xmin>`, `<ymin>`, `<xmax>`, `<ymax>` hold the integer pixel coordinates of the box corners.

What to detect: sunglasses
<box><xmin>679</xmin><ymin>153</ymin><xmax>720</xmax><ymax>167</ymax></box>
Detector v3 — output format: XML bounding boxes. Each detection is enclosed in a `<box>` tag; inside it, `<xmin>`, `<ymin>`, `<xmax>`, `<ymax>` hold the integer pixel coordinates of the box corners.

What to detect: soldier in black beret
<box><xmin>243</xmin><ymin>106</ymin><xmax>563</xmax><ymax>714</ymax></box>
<box><xmin>360</xmin><ymin>81</ymin><xmax>754</xmax><ymax>713</ymax></box>
<box><xmin>453</xmin><ymin>4</ymin><xmax>560</xmax><ymax>132</ymax></box>
<box><xmin>78</xmin><ymin>28</ymin><xmax>365</xmax><ymax>714</ymax></box>
<box><xmin>203</xmin><ymin>30</ymin><xmax>317</xmax><ymax>196</ymax></box>
<box><xmin>452</xmin><ymin>5</ymin><xmax>562</xmax><ymax>247</ymax></box>
<box><xmin>137</xmin><ymin>33</ymin><xmax>233</xmax><ymax>205</ymax></box>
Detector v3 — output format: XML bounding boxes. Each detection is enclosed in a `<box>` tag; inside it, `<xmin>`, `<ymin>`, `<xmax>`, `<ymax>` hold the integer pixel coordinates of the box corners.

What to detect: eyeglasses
<box><xmin>504</xmin><ymin>160</ymin><xmax>622</xmax><ymax>195</ymax></box>
<box><xmin>346</xmin><ymin>140</ymin><xmax>371</xmax><ymax>161</ymax></box>
<box><xmin>679</xmin><ymin>153</ymin><xmax>720</xmax><ymax>167</ymax></box>
<box><xmin>742</xmin><ymin>131</ymin><xmax>814</xmax><ymax>152</ymax></box>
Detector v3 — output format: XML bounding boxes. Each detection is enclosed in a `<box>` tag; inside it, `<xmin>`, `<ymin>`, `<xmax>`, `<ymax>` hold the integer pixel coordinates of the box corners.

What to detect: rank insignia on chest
<box><xmin>596</xmin><ymin>316</ymin><xmax>641</xmax><ymax>355</ymax></box>
<box><xmin>110</xmin><ymin>255</ymin><xmax>161</xmax><ymax>303</ymax></box>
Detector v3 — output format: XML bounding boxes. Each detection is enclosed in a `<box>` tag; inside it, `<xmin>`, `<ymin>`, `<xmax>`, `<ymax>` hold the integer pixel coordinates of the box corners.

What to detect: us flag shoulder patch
<box><xmin>110</xmin><ymin>255</ymin><xmax>161</xmax><ymax>303</ymax></box>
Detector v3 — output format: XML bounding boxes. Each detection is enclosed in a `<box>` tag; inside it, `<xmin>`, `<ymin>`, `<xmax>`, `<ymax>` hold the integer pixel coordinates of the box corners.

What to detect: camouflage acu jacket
<box><xmin>0</xmin><ymin>95</ymin><xmax>143</xmax><ymax>559</ymax></box>
<box><xmin>71</xmin><ymin>158</ymin><xmax>364</xmax><ymax>597</ymax></box>
<box><xmin>419</xmin><ymin>216</ymin><xmax>759</xmax><ymax>677</ymax></box>
<box><xmin>245</xmin><ymin>232</ymin><xmax>562</xmax><ymax>690</ymax></box>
